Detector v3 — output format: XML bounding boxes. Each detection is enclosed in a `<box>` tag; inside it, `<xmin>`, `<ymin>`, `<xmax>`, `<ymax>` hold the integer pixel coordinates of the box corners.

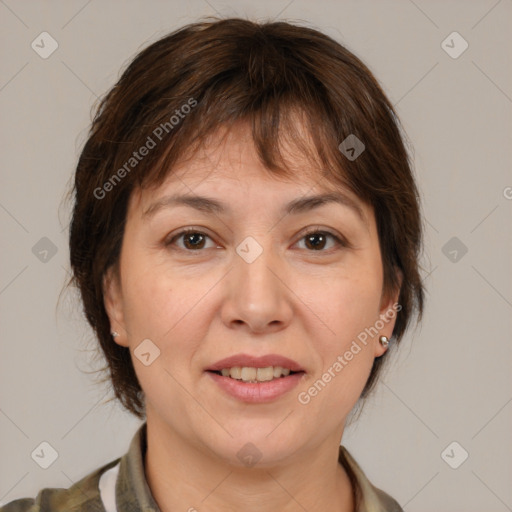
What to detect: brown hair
<box><xmin>68</xmin><ymin>17</ymin><xmax>424</xmax><ymax>420</ymax></box>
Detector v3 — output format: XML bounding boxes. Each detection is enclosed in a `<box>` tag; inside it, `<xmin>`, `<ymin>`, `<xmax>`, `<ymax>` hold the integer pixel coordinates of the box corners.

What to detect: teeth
<box><xmin>241</xmin><ymin>367</ymin><xmax>257</xmax><ymax>381</ymax></box>
<box><xmin>230</xmin><ymin>367</ymin><xmax>242</xmax><ymax>379</ymax></box>
<box><xmin>256</xmin><ymin>367</ymin><xmax>274</xmax><ymax>381</ymax></box>
<box><xmin>218</xmin><ymin>366</ymin><xmax>295</xmax><ymax>382</ymax></box>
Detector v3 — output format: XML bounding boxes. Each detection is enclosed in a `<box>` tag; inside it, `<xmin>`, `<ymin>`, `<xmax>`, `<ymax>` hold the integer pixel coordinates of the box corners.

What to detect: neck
<box><xmin>143</xmin><ymin>417</ymin><xmax>354</xmax><ymax>512</ymax></box>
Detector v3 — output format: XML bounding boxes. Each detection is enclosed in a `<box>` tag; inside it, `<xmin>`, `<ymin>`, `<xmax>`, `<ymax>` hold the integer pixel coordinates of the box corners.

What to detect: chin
<box><xmin>199</xmin><ymin>425</ymin><xmax>305</xmax><ymax>469</ymax></box>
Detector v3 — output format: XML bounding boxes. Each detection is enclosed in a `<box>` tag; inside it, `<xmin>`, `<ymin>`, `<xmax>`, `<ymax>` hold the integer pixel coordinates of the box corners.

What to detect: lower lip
<box><xmin>206</xmin><ymin>371</ymin><xmax>304</xmax><ymax>403</ymax></box>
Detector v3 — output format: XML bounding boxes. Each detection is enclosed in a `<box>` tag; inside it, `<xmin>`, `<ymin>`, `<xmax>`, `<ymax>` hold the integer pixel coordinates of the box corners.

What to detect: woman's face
<box><xmin>104</xmin><ymin>123</ymin><xmax>398</xmax><ymax>466</ymax></box>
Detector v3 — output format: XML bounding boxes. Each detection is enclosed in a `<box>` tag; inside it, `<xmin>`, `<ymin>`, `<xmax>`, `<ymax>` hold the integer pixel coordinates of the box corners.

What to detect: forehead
<box><xmin>167</xmin><ymin>120</ymin><xmax>320</xmax><ymax>183</ymax></box>
<box><xmin>131</xmin><ymin>121</ymin><xmax>371</xmax><ymax>226</ymax></box>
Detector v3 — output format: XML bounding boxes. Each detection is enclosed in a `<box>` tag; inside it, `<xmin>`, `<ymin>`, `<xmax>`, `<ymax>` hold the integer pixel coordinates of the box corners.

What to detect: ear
<box><xmin>103</xmin><ymin>265</ymin><xmax>129</xmax><ymax>347</ymax></box>
<box><xmin>374</xmin><ymin>269</ymin><xmax>402</xmax><ymax>357</ymax></box>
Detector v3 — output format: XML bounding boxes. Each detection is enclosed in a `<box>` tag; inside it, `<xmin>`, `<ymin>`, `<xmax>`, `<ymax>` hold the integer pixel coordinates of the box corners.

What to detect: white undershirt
<box><xmin>98</xmin><ymin>462</ymin><xmax>120</xmax><ymax>512</ymax></box>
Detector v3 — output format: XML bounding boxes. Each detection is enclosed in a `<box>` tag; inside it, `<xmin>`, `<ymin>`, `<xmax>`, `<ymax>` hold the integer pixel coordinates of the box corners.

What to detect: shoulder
<box><xmin>0</xmin><ymin>458</ymin><xmax>120</xmax><ymax>512</ymax></box>
<box><xmin>0</xmin><ymin>498</ymin><xmax>36</xmax><ymax>512</ymax></box>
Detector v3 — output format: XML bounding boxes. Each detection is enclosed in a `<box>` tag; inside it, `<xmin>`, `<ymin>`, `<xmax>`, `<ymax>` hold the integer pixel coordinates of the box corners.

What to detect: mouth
<box><xmin>207</xmin><ymin>366</ymin><xmax>303</xmax><ymax>383</ymax></box>
<box><xmin>205</xmin><ymin>354</ymin><xmax>305</xmax><ymax>403</ymax></box>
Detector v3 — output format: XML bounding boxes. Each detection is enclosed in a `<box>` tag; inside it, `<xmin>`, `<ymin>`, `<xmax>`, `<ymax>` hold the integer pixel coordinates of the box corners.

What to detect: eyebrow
<box><xmin>143</xmin><ymin>191</ymin><xmax>366</xmax><ymax>222</ymax></box>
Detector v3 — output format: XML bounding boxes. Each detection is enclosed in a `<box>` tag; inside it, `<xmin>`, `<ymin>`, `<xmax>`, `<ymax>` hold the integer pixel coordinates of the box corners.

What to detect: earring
<box><xmin>111</xmin><ymin>331</ymin><xmax>120</xmax><ymax>338</ymax></box>
<box><xmin>379</xmin><ymin>336</ymin><xmax>389</xmax><ymax>348</ymax></box>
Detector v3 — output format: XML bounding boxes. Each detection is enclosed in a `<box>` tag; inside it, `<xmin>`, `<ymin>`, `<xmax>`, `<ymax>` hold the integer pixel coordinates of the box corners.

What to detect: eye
<box><xmin>166</xmin><ymin>227</ymin><xmax>347</xmax><ymax>253</ymax></box>
<box><xmin>295</xmin><ymin>229</ymin><xmax>346</xmax><ymax>252</ymax></box>
<box><xmin>166</xmin><ymin>228</ymin><xmax>218</xmax><ymax>251</ymax></box>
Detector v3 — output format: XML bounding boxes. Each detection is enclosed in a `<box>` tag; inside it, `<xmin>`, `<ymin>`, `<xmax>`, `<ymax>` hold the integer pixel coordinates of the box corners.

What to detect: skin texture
<box><xmin>103</xmin><ymin>122</ymin><xmax>399</xmax><ymax>512</ymax></box>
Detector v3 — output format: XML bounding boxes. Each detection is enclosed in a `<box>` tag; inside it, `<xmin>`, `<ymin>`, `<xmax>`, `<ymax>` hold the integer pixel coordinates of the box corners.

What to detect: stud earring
<box><xmin>379</xmin><ymin>336</ymin><xmax>389</xmax><ymax>348</ymax></box>
<box><xmin>111</xmin><ymin>331</ymin><xmax>120</xmax><ymax>338</ymax></box>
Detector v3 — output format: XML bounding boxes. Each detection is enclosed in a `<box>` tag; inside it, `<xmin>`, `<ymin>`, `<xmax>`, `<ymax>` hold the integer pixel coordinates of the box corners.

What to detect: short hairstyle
<box><xmin>68</xmin><ymin>17</ymin><xmax>424</xmax><ymax>419</ymax></box>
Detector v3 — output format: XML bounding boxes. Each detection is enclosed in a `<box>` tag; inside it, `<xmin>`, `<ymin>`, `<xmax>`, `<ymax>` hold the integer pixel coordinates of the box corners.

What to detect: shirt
<box><xmin>0</xmin><ymin>422</ymin><xmax>403</xmax><ymax>512</ymax></box>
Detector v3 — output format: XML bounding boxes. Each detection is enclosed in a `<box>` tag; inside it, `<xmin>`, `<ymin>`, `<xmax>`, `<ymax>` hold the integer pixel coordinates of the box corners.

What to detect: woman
<box><xmin>2</xmin><ymin>17</ymin><xmax>423</xmax><ymax>512</ymax></box>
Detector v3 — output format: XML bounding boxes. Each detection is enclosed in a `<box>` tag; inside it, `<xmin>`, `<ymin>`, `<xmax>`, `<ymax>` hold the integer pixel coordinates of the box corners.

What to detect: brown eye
<box><xmin>305</xmin><ymin>232</ymin><xmax>328</xmax><ymax>250</ymax></box>
<box><xmin>297</xmin><ymin>230</ymin><xmax>345</xmax><ymax>252</ymax></box>
<box><xmin>167</xmin><ymin>229</ymin><xmax>216</xmax><ymax>251</ymax></box>
<box><xmin>182</xmin><ymin>232</ymin><xmax>206</xmax><ymax>250</ymax></box>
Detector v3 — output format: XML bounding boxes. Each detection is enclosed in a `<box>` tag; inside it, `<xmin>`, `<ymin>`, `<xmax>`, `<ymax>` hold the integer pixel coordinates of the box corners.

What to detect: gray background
<box><xmin>1</xmin><ymin>1</ymin><xmax>511</xmax><ymax>510</ymax></box>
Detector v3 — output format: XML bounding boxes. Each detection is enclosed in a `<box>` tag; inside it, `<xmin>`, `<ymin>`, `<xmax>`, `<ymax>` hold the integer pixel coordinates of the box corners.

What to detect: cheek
<box><xmin>300</xmin><ymin>261</ymin><xmax>383</xmax><ymax>408</ymax></box>
<box><xmin>120</xmin><ymin>269</ymin><xmax>204</xmax><ymax>410</ymax></box>
<box><xmin>119</xmin><ymin>254</ymin><xmax>213</xmax><ymax>371</ymax></box>
<box><xmin>315</xmin><ymin>263</ymin><xmax>383</xmax><ymax>345</ymax></box>
<box><xmin>326</xmin><ymin>292</ymin><xmax>380</xmax><ymax>371</ymax></box>
<box><xmin>120</xmin><ymin>245</ymin><xmax>186</xmax><ymax>337</ymax></box>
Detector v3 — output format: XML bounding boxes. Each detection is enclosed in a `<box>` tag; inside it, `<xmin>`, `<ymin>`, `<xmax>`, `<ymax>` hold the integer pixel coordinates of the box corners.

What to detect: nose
<box><xmin>220</xmin><ymin>237</ymin><xmax>293</xmax><ymax>335</ymax></box>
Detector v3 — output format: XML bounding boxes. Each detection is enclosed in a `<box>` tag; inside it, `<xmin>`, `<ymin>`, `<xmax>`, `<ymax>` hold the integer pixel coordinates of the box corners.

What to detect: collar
<box><xmin>114</xmin><ymin>422</ymin><xmax>160</xmax><ymax>512</ymax></box>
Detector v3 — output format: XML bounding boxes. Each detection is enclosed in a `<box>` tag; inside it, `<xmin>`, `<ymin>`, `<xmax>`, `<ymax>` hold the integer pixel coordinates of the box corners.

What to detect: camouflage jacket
<box><xmin>1</xmin><ymin>423</ymin><xmax>403</xmax><ymax>512</ymax></box>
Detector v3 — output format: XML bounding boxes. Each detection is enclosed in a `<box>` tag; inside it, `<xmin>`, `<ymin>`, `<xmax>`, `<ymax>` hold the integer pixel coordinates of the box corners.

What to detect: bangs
<box><xmin>135</xmin><ymin>91</ymin><xmax>352</xmax><ymax>200</ymax></box>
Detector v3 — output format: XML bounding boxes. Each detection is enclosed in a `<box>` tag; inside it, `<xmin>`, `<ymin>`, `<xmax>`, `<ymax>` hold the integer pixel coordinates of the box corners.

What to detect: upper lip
<box><xmin>206</xmin><ymin>353</ymin><xmax>305</xmax><ymax>372</ymax></box>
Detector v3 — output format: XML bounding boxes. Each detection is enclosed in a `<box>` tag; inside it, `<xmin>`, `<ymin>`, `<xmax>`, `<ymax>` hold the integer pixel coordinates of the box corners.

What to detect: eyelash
<box><xmin>165</xmin><ymin>227</ymin><xmax>348</xmax><ymax>253</ymax></box>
